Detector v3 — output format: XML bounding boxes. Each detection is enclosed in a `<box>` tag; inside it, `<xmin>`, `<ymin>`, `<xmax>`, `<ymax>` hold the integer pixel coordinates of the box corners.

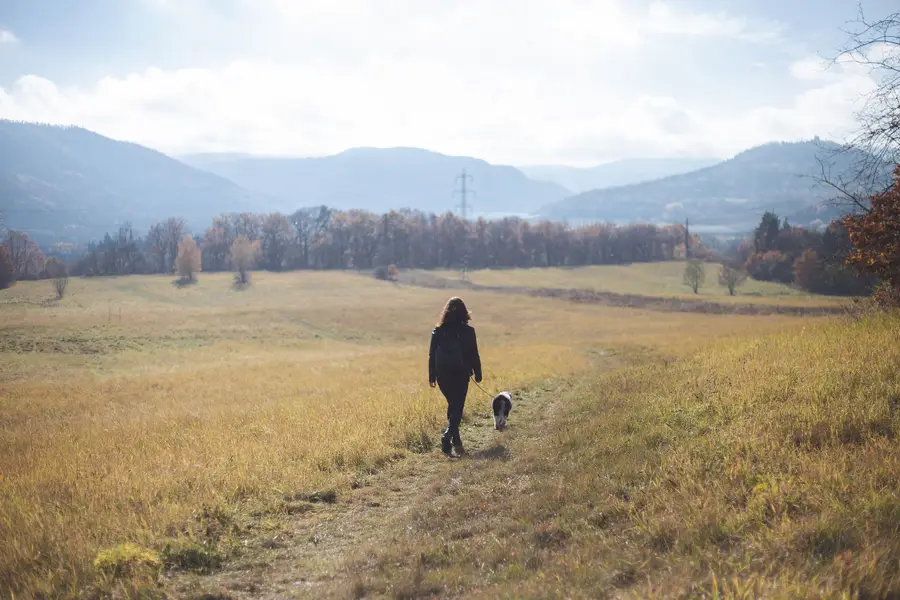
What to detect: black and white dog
<box><xmin>492</xmin><ymin>391</ymin><xmax>513</xmax><ymax>430</ymax></box>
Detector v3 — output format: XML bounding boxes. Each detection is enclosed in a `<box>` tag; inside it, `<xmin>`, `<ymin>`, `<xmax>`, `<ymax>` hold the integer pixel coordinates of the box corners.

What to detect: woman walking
<box><xmin>428</xmin><ymin>297</ymin><xmax>482</xmax><ymax>456</ymax></box>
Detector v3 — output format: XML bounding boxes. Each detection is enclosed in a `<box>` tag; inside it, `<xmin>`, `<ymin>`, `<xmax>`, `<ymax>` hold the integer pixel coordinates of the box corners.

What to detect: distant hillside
<box><xmin>0</xmin><ymin>121</ymin><xmax>275</xmax><ymax>243</ymax></box>
<box><xmin>520</xmin><ymin>157</ymin><xmax>720</xmax><ymax>193</ymax></box>
<box><xmin>181</xmin><ymin>147</ymin><xmax>572</xmax><ymax>216</ymax></box>
<box><xmin>539</xmin><ymin>140</ymin><xmax>888</xmax><ymax>231</ymax></box>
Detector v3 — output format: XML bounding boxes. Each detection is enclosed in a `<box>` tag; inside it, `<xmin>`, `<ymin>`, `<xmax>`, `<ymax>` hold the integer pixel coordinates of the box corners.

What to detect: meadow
<box><xmin>346</xmin><ymin>312</ymin><xmax>900</xmax><ymax>599</ymax></box>
<box><xmin>434</xmin><ymin>262</ymin><xmax>845</xmax><ymax>307</ymax></box>
<box><xmin>0</xmin><ymin>270</ymin><xmax>856</xmax><ymax>597</ymax></box>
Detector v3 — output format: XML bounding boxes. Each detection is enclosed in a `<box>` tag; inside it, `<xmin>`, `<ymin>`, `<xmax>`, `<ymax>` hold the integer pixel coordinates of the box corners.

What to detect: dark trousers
<box><xmin>437</xmin><ymin>376</ymin><xmax>469</xmax><ymax>444</ymax></box>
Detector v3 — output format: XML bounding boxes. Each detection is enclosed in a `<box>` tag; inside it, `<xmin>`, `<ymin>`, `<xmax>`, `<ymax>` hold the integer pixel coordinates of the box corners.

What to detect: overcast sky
<box><xmin>0</xmin><ymin>0</ymin><xmax>893</xmax><ymax>166</ymax></box>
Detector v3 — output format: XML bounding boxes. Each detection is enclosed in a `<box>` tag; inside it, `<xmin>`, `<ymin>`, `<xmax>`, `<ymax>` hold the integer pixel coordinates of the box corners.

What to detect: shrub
<box><xmin>44</xmin><ymin>257</ymin><xmax>69</xmax><ymax>299</ymax></box>
<box><xmin>92</xmin><ymin>543</ymin><xmax>161</xmax><ymax>581</ymax></box>
<box><xmin>873</xmin><ymin>282</ymin><xmax>900</xmax><ymax>310</ymax></box>
<box><xmin>374</xmin><ymin>264</ymin><xmax>399</xmax><ymax>282</ymax></box>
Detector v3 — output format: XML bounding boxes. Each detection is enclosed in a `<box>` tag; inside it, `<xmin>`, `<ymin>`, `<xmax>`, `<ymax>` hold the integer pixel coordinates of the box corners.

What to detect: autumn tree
<box><xmin>5</xmin><ymin>230</ymin><xmax>44</xmax><ymax>280</ymax></box>
<box><xmin>843</xmin><ymin>165</ymin><xmax>900</xmax><ymax>303</ymax></box>
<box><xmin>792</xmin><ymin>249</ymin><xmax>827</xmax><ymax>294</ymax></box>
<box><xmin>745</xmin><ymin>250</ymin><xmax>794</xmax><ymax>283</ymax></box>
<box><xmin>231</xmin><ymin>235</ymin><xmax>259</xmax><ymax>286</ymax></box>
<box><xmin>718</xmin><ymin>263</ymin><xmax>748</xmax><ymax>296</ymax></box>
<box><xmin>683</xmin><ymin>259</ymin><xmax>705</xmax><ymax>294</ymax></box>
<box><xmin>0</xmin><ymin>244</ymin><xmax>14</xmax><ymax>289</ymax></box>
<box><xmin>175</xmin><ymin>235</ymin><xmax>202</xmax><ymax>282</ymax></box>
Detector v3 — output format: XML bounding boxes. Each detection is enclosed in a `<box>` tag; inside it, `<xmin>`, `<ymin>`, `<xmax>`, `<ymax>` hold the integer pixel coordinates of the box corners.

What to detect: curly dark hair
<box><xmin>437</xmin><ymin>296</ymin><xmax>471</xmax><ymax>327</ymax></box>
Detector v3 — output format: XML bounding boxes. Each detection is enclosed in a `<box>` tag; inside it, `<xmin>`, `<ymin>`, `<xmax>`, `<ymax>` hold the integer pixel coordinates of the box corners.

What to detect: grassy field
<box><xmin>0</xmin><ymin>271</ymin><xmax>812</xmax><ymax>598</ymax></box>
<box><xmin>434</xmin><ymin>262</ymin><xmax>847</xmax><ymax>307</ymax></box>
<box><xmin>344</xmin><ymin>313</ymin><xmax>900</xmax><ymax>599</ymax></box>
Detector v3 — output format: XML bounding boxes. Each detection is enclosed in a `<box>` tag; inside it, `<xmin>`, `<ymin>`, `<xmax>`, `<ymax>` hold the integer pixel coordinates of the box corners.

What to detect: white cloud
<box><xmin>0</xmin><ymin>1</ymin><xmax>877</xmax><ymax>165</ymax></box>
<box><xmin>0</xmin><ymin>30</ymin><xmax>19</xmax><ymax>44</ymax></box>
<box><xmin>644</xmin><ymin>1</ymin><xmax>783</xmax><ymax>43</ymax></box>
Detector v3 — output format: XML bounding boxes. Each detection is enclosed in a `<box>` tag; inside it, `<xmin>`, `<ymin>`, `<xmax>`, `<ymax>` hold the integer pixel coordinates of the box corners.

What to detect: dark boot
<box><xmin>440</xmin><ymin>431</ymin><xmax>453</xmax><ymax>455</ymax></box>
<box><xmin>452</xmin><ymin>438</ymin><xmax>465</xmax><ymax>456</ymax></box>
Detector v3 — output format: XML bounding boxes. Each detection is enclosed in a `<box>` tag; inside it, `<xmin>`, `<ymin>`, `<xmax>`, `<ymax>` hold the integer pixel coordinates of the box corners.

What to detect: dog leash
<box><xmin>471</xmin><ymin>377</ymin><xmax>496</xmax><ymax>399</ymax></box>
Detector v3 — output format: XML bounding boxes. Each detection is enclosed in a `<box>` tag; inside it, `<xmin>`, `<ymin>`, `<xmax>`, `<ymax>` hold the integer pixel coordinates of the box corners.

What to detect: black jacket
<box><xmin>429</xmin><ymin>323</ymin><xmax>482</xmax><ymax>384</ymax></box>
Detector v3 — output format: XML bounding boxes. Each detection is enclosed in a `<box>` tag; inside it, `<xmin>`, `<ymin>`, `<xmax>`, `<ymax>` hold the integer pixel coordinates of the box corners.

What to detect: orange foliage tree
<box><xmin>843</xmin><ymin>165</ymin><xmax>900</xmax><ymax>300</ymax></box>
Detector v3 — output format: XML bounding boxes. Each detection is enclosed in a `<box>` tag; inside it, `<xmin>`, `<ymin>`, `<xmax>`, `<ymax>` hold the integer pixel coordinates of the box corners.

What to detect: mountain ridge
<box><xmin>0</xmin><ymin>121</ymin><xmax>278</xmax><ymax>243</ymax></box>
<box><xmin>180</xmin><ymin>146</ymin><xmax>572</xmax><ymax>216</ymax></box>
<box><xmin>520</xmin><ymin>157</ymin><xmax>721</xmax><ymax>193</ymax></box>
<box><xmin>538</xmin><ymin>139</ymin><xmax>886</xmax><ymax>231</ymax></box>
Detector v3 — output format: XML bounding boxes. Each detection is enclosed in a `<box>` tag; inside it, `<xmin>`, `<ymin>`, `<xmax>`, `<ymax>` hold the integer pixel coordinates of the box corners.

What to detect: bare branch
<box><xmin>816</xmin><ymin>7</ymin><xmax>900</xmax><ymax>212</ymax></box>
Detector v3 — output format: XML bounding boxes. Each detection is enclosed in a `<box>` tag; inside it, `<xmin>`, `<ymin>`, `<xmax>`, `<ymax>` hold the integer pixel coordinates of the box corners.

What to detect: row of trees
<box><xmin>0</xmin><ymin>229</ymin><xmax>70</xmax><ymax>294</ymax></box>
<box><xmin>732</xmin><ymin>212</ymin><xmax>872</xmax><ymax>295</ymax></box>
<box><xmin>61</xmin><ymin>208</ymin><xmax>696</xmax><ymax>278</ymax></box>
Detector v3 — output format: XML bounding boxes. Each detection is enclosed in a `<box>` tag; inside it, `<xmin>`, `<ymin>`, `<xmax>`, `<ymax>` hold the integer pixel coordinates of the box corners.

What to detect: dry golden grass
<box><xmin>348</xmin><ymin>312</ymin><xmax>900</xmax><ymax>598</ymax></box>
<box><xmin>435</xmin><ymin>262</ymin><xmax>846</xmax><ymax>307</ymax></box>
<box><xmin>0</xmin><ymin>271</ymin><xmax>808</xmax><ymax>598</ymax></box>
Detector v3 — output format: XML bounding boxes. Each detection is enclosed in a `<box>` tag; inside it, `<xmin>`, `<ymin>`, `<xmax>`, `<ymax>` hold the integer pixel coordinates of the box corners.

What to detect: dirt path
<box><xmin>167</xmin><ymin>377</ymin><xmax>575</xmax><ymax>600</ymax></box>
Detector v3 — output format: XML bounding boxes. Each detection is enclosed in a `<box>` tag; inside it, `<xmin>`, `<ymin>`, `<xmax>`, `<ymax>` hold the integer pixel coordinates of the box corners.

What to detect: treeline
<box><xmin>734</xmin><ymin>212</ymin><xmax>873</xmax><ymax>295</ymax></box>
<box><xmin>22</xmin><ymin>208</ymin><xmax>696</xmax><ymax>279</ymax></box>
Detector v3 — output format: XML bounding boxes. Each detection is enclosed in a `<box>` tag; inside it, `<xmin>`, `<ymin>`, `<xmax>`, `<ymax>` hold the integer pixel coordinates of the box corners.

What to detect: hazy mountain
<box><xmin>181</xmin><ymin>147</ymin><xmax>572</xmax><ymax>216</ymax></box>
<box><xmin>520</xmin><ymin>157</ymin><xmax>721</xmax><ymax>193</ymax></box>
<box><xmin>539</xmin><ymin>140</ymin><xmax>887</xmax><ymax>232</ymax></box>
<box><xmin>0</xmin><ymin>121</ymin><xmax>275</xmax><ymax>243</ymax></box>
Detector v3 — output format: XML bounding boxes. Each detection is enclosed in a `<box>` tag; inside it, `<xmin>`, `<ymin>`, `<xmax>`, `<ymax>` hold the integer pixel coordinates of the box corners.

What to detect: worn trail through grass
<box><xmin>169</xmin><ymin>374</ymin><xmax>589</xmax><ymax>599</ymax></box>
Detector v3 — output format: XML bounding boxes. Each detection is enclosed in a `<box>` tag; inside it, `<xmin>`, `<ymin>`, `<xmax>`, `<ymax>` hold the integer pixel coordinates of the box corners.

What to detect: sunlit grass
<box><xmin>0</xmin><ymin>271</ymin><xmax>807</xmax><ymax>597</ymax></box>
<box><xmin>433</xmin><ymin>262</ymin><xmax>847</xmax><ymax>306</ymax></box>
<box><xmin>349</xmin><ymin>312</ymin><xmax>900</xmax><ymax>598</ymax></box>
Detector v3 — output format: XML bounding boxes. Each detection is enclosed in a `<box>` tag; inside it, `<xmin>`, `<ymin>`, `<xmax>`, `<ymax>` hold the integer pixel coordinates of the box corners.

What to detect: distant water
<box><xmin>472</xmin><ymin>211</ymin><xmax>538</xmax><ymax>221</ymax></box>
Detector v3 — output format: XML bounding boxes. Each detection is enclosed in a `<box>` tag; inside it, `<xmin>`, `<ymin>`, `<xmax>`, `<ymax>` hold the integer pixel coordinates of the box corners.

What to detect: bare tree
<box><xmin>683</xmin><ymin>259</ymin><xmax>706</xmax><ymax>294</ymax></box>
<box><xmin>5</xmin><ymin>230</ymin><xmax>44</xmax><ymax>280</ymax></box>
<box><xmin>45</xmin><ymin>257</ymin><xmax>69</xmax><ymax>299</ymax></box>
<box><xmin>146</xmin><ymin>223</ymin><xmax>167</xmax><ymax>273</ymax></box>
<box><xmin>718</xmin><ymin>263</ymin><xmax>748</xmax><ymax>296</ymax></box>
<box><xmin>162</xmin><ymin>217</ymin><xmax>187</xmax><ymax>273</ymax></box>
<box><xmin>259</xmin><ymin>212</ymin><xmax>293</xmax><ymax>271</ymax></box>
<box><xmin>290</xmin><ymin>206</ymin><xmax>332</xmax><ymax>268</ymax></box>
<box><xmin>817</xmin><ymin>7</ymin><xmax>900</xmax><ymax>212</ymax></box>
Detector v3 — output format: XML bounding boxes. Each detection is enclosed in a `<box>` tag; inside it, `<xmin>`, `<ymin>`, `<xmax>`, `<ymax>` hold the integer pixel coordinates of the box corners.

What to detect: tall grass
<box><xmin>0</xmin><ymin>271</ymin><xmax>804</xmax><ymax>597</ymax></box>
<box><xmin>434</xmin><ymin>262</ymin><xmax>845</xmax><ymax>306</ymax></box>
<box><xmin>347</xmin><ymin>313</ymin><xmax>900</xmax><ymax>598</ymax></box>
